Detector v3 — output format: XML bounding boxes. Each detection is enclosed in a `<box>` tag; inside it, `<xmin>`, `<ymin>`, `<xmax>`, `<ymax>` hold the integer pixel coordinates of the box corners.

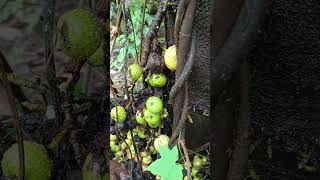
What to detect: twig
<box><xmin>139</xmin><ymin>0</ymin><xmax>147</xmax><ymax>62</ymax></box>
<box><xmin>0</xmin><ymin>51</ymin><xmax>26</xmax><ymax>101</ymax></box>
<box><xmin>110</xmin><ymin>9</ymin><xmax>123</xmax><ymax>54</ymax></box>
<box><xmin>140</xmin><ymin>0</ymin><xmax>167</xmax><ymax>67</ymax></box>
<box><xmin>127</xmin><ymin>10</ymin><xmax>139</xmax><ymax>63</ymax></box>
<box><xmin>187</xmin><ymin>142</ymin><xmax>210</xmax><ymax>154</ymax></box>
<box><xmin>179</xmin><ymin>139</ymin><xmax>191</xmax><ymax>180</ymax></box>
<box><xmin>48</xmin><ymin>59</ymin><xmax>86</xmax><ymax>149</ymax></box>
<box><xmin>0</xmin><ymin>51</ymin><xmax>25</xmax><ymax>180</ymax></box>
<box><xmin>122</xmin><ymin>0</ymin><xmax>130</xmax><ymax>99</ymax></box>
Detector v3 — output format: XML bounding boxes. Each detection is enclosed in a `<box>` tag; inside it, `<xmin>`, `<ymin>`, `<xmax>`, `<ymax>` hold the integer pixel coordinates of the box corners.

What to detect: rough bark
<box><xmin>248</xmin><ymin>0</ymin><xmax>320</xmax><ymax>178</ymax></box>
<box><xmin>184</xmin><ymin>0</ymin><xmax>211</xmax><ymax>150</ymax></box>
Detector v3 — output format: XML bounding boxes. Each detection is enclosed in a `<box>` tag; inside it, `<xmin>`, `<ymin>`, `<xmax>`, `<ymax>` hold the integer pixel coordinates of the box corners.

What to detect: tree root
<box><xmin>169</xmin><ymin>85</ymin><xmax>189</xmax><ymax>146</ymax></box>
<box><xmin>168</xmin><ymin>34</ymin><xmax>196</xmax><ymax>104</ymax></box>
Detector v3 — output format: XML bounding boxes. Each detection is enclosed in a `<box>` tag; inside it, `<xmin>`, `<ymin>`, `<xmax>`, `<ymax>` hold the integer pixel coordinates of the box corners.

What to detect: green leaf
<box><xmin>117</xmin><ymin>48</ymin><xmax>125</xmax><ymax>60</ymax></box>
<box><xmin>146</xmin><ymin>145</ymin><xmax>183</xmax><ymax>180</ymax></box>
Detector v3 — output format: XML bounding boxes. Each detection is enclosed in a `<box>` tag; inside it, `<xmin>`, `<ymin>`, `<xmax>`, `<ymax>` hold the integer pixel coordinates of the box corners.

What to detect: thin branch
<box><xmin>110</xmin><ymin>10</ymin><xmax>123</xmax><ymax>54</ymax></box>
<box><xmin>139</xmin><ymin>0</ymin><xmax>147</xmax><ymax>63</ymax></box>
<box><xmin>140</xmin><ymin>0</ymin><xmax>167</xmax><ymax>67</ymax></box>
<box><xmin>179</xmin><ymin>139</ymin><xmax>191</xmax><ymax>180</ymax></box>
<box><xmin>122</xmin><ymin>0</ymin><xmax>130</xmax><ymax>99</ymax></box>
<box><xmin>0</xmin><ymin>51</ymin><xmax>25</xmax><ymax>180</ymax></box>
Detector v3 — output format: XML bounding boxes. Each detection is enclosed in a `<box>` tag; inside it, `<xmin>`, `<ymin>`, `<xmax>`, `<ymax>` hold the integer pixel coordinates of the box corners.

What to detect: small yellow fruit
<box><xmin>110</xmin><ymin>141</ymin><xmax>116</xmax><ymax>147</ymax></box>
<box><xmin>142</xmin><ymin>155</ymin><xmax>153</xmax><ymax>165</ymax></box>
<box><xmin>193</xmin><ymin>157</ymin><xmax>203</xmax><ymax>170</ymax></box>
<box><xmin>115</xmin><ymin>151</ymin><xmax>123</xmax><ymax>158</ymax></box>
<box><xmin>191</xmin><ymin>167</ymin><xmax>198</xmax><ymax>177</ymax></box>
<box><xmin>140</xmin><ymin>151</ymin><xmax>149</xmax><ymax>158</ymax></box>
<box><xmin>110</xmin><ymin>134</ymin><xmax>117</xmax><ymax>141</ymax></box>
<box><xmin>149</xmin><ymin>146</ymin><xmax>156</xmax><ymax>154</ymax></box>
<box><xmin>121</xmin><ymin>142</ymin><xmax>127</xmax><ymax>150</ymax></box>
<box><xmin>153</xmin><ymin>134</ymin><xmax>170</xmax><ymax>152</ymax></box>
<box><xmin>111</xmin><ymin>145</ymin><xmax>120</xmax><ymax>152</ymax></box>
<box><xmin>125</xmin><ymin>139</ymin><xmax>133</xmax><ymax>145</ymax></box>
<box><xmin>164</xmin><ymin>45</ymin><xmax>177</xmax><ymax>71</ymax></box>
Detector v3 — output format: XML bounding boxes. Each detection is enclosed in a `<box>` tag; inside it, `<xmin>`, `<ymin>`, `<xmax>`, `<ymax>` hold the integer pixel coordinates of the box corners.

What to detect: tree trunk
<box><xmin>185</xmin><ymin>0</ymin><xmax>211</xmax><ymax>150</ymax></box>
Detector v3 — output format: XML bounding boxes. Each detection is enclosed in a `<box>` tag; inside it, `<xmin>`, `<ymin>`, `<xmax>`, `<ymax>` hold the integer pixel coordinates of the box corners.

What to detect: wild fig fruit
<box><xmin>1</xmin><ymin>141</ymin><xmax>52</xmax><ymax>180</ymax></box>
<box><xmin>153</xmin><ymin>134</ymin><xmax>170</xmax><ymax>152</ymax></box>
<box><xmin>148</xmin><ymin>73</ymin><xmax>167</xmax><ymax>87</ymax></box>
<box><xmin>164</xmin><ymin>45</ymin><xmax>176</xmax><ymax>71</ymax></box>
<box><xmin>111</xmin><ymin>106</ymin><xmax>127</xmax><ymax>122</ymax></box>
<box><xmin>146</xmin><ymin>96</ymin><xmax>163</xmax><ymax>113</ymax></box>
<box><xmin>128</xmin><ymin>63</ymin><xmax>143</xmax><ymax>81</ymax></box>
<box><xmin>57</xmin><ymin>9</ymin><xmax>103</xmax><ymax>63</ymax></box>
<box><xmin>135</xmin><ymin>110</ymin><xmax>147</xmax><ymax>125</ymax></box>
<box><xmin>144</xmin><ymin>109</ymin><xmax>161</xmax><ymax>128</ymax></box>
<box><xmin>88</xmin><ymin>43</ymin><xmax>104</xmax><ymax>65</ymax></box>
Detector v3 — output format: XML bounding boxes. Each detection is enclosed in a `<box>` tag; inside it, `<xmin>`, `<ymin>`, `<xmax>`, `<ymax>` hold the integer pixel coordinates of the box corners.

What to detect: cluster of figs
<box><xmin>109</xmin><ymin>32</ymin><xmax>177</xmax><ymax>175</ymax></box>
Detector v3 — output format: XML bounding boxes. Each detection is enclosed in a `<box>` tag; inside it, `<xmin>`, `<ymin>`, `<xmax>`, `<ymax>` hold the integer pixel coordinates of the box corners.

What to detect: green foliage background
<box><xmin>110</xmin><ymin>0</ymin><xmax>155</xmax><ymax>71</ymax></box>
